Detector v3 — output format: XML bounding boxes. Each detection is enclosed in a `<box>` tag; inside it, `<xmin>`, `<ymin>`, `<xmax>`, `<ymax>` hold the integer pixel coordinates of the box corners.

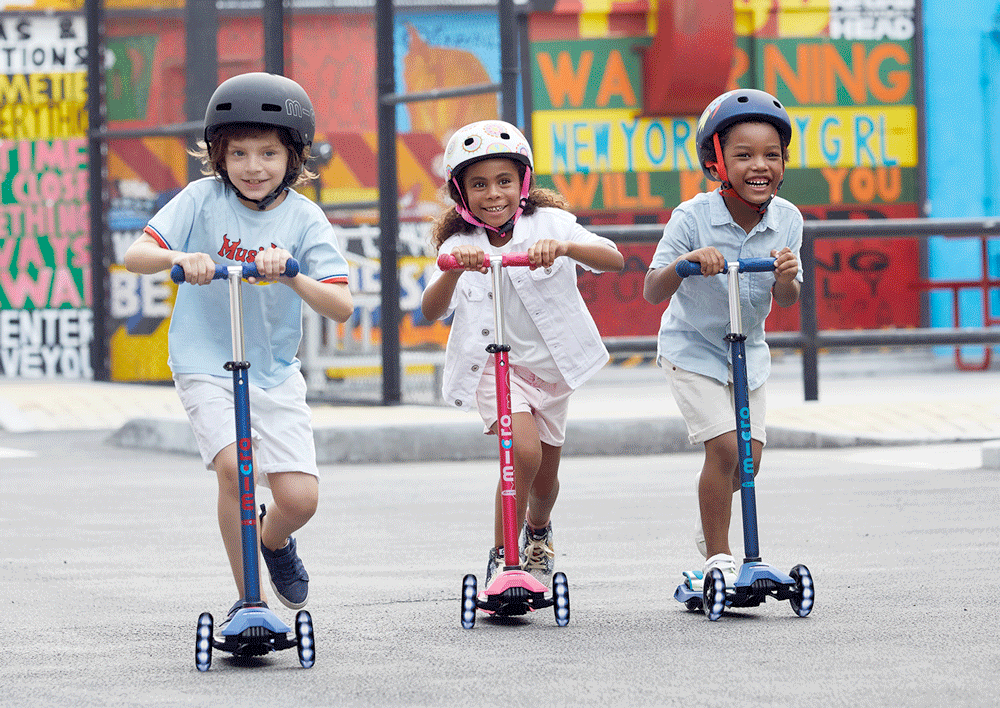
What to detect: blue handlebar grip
<box><xmin>171</xmin><ymin>258</ymin><xmax>299</xmax><ymax>283</ymax></box>
<box><xmin>675</xmin><ymin>257</ymin><xmax>777</xmax><ymax>278</ymax></box>
<box><xmin>675</xmin><ymin>260</ymin><xmax>703</xmax><ymax>278</ymax></box>
<box><xmin>737</xmin><ymin>257</ymin><xmax>777</xmax><ymax>273</ymax></box>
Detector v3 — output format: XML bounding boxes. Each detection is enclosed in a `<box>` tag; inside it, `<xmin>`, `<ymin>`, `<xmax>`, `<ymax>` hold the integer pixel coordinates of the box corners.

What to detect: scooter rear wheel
<box><xmin>789</xmin><ymin>564</ymin><xmax>815</xmax><ymax>617</ymax></box>
<box><xmin>552</xmin><ymin>572</ymin><xmax>570</xmax><ymax>627</ymax></box>
<box><xmin>295</xmin><ymin>610</ymin><xmax>316</xmax><ymax>668</ymax></box>
<box><xmin>703</xmin><ymin>568</ymin><xmax>726</xmax><ymax>621</ymax></box>
<box><xmin>461</xmin><ymin>574</ymin><xmax>478</xmax><ymax>629</ymax></box>
<box><xmin>195</xmin><ymin>612</ymin><xmax>213</xmax><ymax>672</ymax></box>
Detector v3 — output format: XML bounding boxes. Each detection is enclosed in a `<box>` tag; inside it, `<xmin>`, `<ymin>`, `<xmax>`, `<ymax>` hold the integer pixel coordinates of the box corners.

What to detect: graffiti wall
<box><xmin>1</xmin><ymin>12</ymin><xmax>93</xmax><ymax>378</ymax></box>
<box><xmin>98</xmin><ymin>1</ymin><xmax>924</xmax><ymax>382</ymax></box>
<box><xmin>530</xmin><ymin>0</ymin><xmax>922</xmax><ymax>338</ymax></box>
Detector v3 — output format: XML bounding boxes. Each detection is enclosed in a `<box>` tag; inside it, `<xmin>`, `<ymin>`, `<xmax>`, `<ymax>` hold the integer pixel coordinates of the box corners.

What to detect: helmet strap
<box><xmin>710</xmin><ymin>131</ymin><xmax>782</xmax><ymax>216</ymax></box>
<box><xmin>452</xmin><ymin>164</ymin><xmax>532</xmax><ymax>239</ymax></box>
<box><xmin>222</xmin><ymin>171</ymin><xmax>293</xmax><ymax>211</ymax></box>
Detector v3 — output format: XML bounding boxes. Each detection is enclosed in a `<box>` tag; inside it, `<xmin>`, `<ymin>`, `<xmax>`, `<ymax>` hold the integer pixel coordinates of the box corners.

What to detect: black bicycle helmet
<box><xmin>204</xmin><ymin>72</ymin><xmax>315</xmax><ymax>150</ymax></box>
<box><xmin>696</xmin><ymin>89</ymin><xmax>791</xmax><ymax>182</ymax></box>
<box><xmin>203</xmin><ymin>72</ymin><xmax>315</xmax><ymax>209</ymax></box>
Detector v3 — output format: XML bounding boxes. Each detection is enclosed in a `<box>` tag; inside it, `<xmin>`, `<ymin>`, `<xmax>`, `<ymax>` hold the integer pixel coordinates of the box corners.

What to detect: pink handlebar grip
<box><xmin>437</xmin><ymin>252</ymin><xmax>533</xmax><ymax>270</ymax></box>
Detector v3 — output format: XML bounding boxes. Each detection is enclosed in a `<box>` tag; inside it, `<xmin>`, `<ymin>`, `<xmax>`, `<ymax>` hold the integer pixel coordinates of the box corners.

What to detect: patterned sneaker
<box><xmin>485</xmin><ymin>546</ymin><xmax>506</xmax><ymax>587</ymax></box>
<box><xmin>259</xmin><ymin>505</ymin><xmax>309</xmax><ymax>609</ymax></box>
<box><xmin>520</xmin><ymin>521</ymin><xmax>555</xmax><ymax>588</ymax></box>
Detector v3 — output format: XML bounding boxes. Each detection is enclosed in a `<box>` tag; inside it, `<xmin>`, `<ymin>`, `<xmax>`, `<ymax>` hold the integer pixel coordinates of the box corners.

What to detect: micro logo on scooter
<box><xmin>738</xmin><ymin>407</ymin><xmax>755</xmax><ymax>485</ymax></box>
<box><xmin>500</xmin><ymin>415</ymin><xmax>513</xmax><ymax>449</ymax></box>
<box><xmin>238</xmin><ymin>437</ymin><xmax>256</xmax><ymax>515</ymax></box>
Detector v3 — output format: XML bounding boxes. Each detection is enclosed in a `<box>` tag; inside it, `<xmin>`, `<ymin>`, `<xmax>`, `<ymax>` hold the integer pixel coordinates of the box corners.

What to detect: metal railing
<box><xmin>590</xmin><ymin>217</ymin><xmax>1000</xmax><ymax>401</ymax></box>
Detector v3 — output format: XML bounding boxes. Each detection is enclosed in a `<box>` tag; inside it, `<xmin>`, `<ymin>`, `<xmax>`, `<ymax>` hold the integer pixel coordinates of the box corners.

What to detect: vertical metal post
<box><xmin>184</xmin><ymin>0</ymin><xmax>218</xmax><ymax>182</ymax></box>
<box><xmin>376</xmin><ymin>0</ymin><xmax>402</xmax><ymax>404</ymax></box>
<box><xmin>86</xmin><ymin>0</ymin><xmax>109</xmax><ymax>381</ymax></box>
<box><xmin>498</xmin><ymin>0</ymin><xmax>519</xmax><ymax>124</ymax></box>
<box><xmin>264</xmin><ymin>0</ymin><xmax>285</xmax><ymax>75</ymax></box>
<box><xmin>799</xmin><ymin>232</ymin><xmax>819</xmax><ymax>401</ymax></box>
<box><xmin>913</xmin><ymin>0</ymin><xmax>932</xmax><ymax>331</ymax></box>
<box><xmin>517</xmin><ymin>6</ymin><xmax>532</xmax><ymax>142</ymax></box>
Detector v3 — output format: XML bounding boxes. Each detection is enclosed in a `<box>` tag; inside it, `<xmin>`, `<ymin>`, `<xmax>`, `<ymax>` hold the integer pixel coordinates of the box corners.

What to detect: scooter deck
<box><xmin>477</xmin><ymin>569</ymin><xmax>554</xmax><ymax>617</ymax></box>
<box><xmin>674</xmin><ymin>562</ymin><xmax>798</xmax><ymax>609</ymax></box>
<box><xmin>215</xmin><ymin>606</ymin><xmax>296</xmax><ymax>657</ymax></box>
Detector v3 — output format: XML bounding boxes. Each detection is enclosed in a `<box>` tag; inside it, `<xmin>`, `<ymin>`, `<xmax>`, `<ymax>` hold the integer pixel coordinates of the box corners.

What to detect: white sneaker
<box><xmin>703</xmin><ymin>553</ymin><xmax>739</xmax><ymax>587</ymax></box>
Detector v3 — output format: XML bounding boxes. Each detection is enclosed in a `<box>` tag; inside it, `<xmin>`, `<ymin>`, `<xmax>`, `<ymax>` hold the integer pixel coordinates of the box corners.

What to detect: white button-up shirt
<box><xmin>427</xmin><ymin>207</ymin><xmax>620</xmax><ymax>410</ymax></box>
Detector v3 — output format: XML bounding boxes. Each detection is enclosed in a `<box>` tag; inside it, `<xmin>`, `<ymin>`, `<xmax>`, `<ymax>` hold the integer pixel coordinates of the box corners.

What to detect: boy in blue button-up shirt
<box><xmin>643</xmin><ymin>90</ymin><xmax>803</xmax><ymax>587</ymax></box>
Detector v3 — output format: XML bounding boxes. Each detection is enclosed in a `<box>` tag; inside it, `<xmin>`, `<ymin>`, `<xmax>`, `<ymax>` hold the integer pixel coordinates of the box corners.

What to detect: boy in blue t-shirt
<box><xmin>124</xmin><ymin>73</ymin><xmax>353</xmax><ymax>625</ymax></box>
<box><xmin>643</xmin><ymin>89</ymin><xmax>803</xmax><ymax>586</ymax></box>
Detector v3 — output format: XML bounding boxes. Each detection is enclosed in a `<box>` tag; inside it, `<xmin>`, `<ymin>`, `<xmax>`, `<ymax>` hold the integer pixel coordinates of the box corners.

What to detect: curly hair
<box><xmin>189</xmin><ymin>122</ymin><xmax>316</xmax><ymax>188</ymax></box>
<box><xmin>430</xmin><ymin>162</ymin><xmax>569</xmax><ymax>250</ymax></box>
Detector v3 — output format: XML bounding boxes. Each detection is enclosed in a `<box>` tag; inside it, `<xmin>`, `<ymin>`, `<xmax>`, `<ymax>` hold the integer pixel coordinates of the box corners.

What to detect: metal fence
<box><xmin>590</xmin><ymin>217</ymin><xmax>1000</xmax><ymax>401</ymax></box>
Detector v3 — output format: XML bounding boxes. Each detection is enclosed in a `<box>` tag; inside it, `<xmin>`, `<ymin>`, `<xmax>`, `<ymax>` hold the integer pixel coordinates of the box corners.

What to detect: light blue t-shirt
<box><xmin>648</xmin><ymin>189</ymin><xmax>803</xmax><ymax>390</ymax></box>
<box><xmin>144</xmin><ymin>178</ymin><xmax>349</xmax><ymax>388</ymax></box>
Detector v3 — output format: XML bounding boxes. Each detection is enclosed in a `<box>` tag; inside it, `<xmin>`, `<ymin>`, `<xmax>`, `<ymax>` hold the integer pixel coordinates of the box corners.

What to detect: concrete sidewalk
<box><xmin>3</xmin><ymin>350</ymin><xmax>1000</xmax><ymax>464</ymax></box>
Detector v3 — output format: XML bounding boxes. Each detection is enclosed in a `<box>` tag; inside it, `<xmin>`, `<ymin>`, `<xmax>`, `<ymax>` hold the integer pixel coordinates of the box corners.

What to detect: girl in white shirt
<box><xmin>421</xmin><ymin>120</ymin><xmax>623</xmax><ymax>588</ymax></box>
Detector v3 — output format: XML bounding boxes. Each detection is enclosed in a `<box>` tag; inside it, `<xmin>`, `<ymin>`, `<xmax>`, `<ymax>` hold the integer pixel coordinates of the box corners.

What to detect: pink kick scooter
<box><xmin>437</xmin><ymin>252</ymin><xmax>571</xmax><ymax>628</ymax></box>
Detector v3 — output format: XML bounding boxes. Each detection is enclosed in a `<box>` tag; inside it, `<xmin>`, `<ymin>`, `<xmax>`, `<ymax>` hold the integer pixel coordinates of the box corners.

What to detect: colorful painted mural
<box><xmin>1</xmin><ymin>12</ymin><xmax>93</xmax><ymax>378</ymax></box>
<box><xmin>529</xmin><ymin>0</ymin><xmax>921</xmax><ymax>338</ymax></box>
<box><xmin>52</xmin><ymin>1</ymin><xmax>921</xmax><ymax>382</ymax></box>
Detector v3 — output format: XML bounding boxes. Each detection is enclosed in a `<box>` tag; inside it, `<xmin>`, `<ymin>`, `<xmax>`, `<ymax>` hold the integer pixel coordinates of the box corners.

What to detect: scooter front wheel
<box><xmin>552</xmin><ymin>572</ymin><xmax>570</xmax><ymax>627</ymax></box>
<box><xmin>195</xmin><ymin>612</ymin><xmax>213</xmax><ymax>672</ymax></box>
<box><xmin>789</xmin><ymin>564</ymin><xmax>815</xmax><ymax>617</ymax></box>
<box><xmin>461</xmin><ymin>574</ymin><xmax>478</xmax><ymax>629</ymax></box>
<box><xmin>703</xmin><ymin>568</ymin><xmax>726</xmax><ymax>621</ymax></box>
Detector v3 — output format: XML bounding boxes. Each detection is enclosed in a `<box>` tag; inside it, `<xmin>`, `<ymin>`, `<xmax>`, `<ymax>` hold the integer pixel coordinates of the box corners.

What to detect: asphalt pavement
<box><xmin>2</xmin><ymin>430</ymin><xmax>997</xmax><ymax>707</ymax></box>
<box><xmin>3</xmin><ymin>349</ymin><xmax>999</xmax><ymax>706</ymax></box>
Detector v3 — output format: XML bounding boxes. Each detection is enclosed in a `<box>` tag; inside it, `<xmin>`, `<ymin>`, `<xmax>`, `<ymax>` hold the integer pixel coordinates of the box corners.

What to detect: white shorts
<box><xmin>475</xmin><ymin>361</ymin><xmax>573</xmax><ymax>447</ymax></box>
<box><xmin>663</xmin><ymin>361</ymin><xmax>767</xmax><ymax>446</ymax></box>
<box><xmin>174</xmin><ymin>371</ymin><xmax>319</xmax><ymax>488</ymax></box>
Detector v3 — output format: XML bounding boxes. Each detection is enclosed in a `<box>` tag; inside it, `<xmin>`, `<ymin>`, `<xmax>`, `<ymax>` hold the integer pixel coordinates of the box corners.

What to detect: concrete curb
<box><xmin>104</xmin><ymin>415</ymin><xmax>983</xmax><ymax>464</ymax></box>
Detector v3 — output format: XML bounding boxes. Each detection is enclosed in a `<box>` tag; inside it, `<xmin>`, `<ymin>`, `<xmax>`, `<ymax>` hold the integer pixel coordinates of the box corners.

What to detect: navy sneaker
<box><xmin>259</xmin><ymin>505</ymin><xmax>309</xmax><ymax>609</ymax></box>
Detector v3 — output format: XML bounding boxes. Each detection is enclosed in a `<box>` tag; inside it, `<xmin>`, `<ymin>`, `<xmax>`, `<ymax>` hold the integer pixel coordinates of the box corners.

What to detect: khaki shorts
<box><xmin>174</xmin><ymin>371</ymin><xmax>319</xmax><ymax>488</ymax></box>
<box><xmin>663</xmin><ymin>361</ymin><xmax>767</xmax><ymax>446</ymax></box>
<box><xmin>475</xmin><ymin>361</ymin><xmax>573</xmax><ymax>447</ymax></box>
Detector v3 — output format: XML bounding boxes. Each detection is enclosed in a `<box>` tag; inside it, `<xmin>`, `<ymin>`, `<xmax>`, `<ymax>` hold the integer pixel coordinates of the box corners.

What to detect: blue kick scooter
<box><xmin>173</xmin><ymin>260</ymin><xmax>316</xmax><ymax>669</ymax></box>
<box><xmin>672</xmin><ymin>257</ymin><xmax>815</xmax><ymax>621</ymax></box>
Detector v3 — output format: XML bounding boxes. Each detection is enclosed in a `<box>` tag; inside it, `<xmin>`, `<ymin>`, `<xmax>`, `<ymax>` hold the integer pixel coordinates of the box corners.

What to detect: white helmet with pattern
<box><xmin>444</xmin><ymin>120</ymin><xmax>533</xmax><ymax>181</ymax></box>
<box><xmin>443</xmin><ymin>120</ymin><xmax>533</xmax><ymax>236</ymax></box>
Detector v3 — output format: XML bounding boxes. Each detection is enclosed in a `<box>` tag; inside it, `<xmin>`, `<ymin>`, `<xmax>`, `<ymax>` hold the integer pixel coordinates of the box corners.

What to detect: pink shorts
<box><xmin>475</xmin><ymin>360</ymin><xmax>573</xmax><ymax>447</ymax></box>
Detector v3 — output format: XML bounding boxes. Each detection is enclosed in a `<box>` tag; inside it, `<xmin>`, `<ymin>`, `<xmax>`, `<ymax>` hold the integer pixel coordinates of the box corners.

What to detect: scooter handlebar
<box><xmin>171</xmin><ymin>258</ymin><xmax>299</xmax><ymax>284</ymax></box>
<box><xmin>437</xmin><ymin>252</ymin><xmax>534</xmax><ymax>271</ymax></box>
<box><xmin>675</xmin><ymin>257</ymin><xmax>776</xmax><ymax>278</ymax></box>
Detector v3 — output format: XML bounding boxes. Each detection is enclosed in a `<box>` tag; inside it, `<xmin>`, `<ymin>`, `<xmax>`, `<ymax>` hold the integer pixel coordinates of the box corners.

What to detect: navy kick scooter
<box><xmin>672</xmin><ymin>257</ymin><xmax>815</xmax><ymax>622</ymax></box>
<box><xmin>172</xmin><ymin>261</ymin><xmax>316</xmax><ymax>670</ymax></box>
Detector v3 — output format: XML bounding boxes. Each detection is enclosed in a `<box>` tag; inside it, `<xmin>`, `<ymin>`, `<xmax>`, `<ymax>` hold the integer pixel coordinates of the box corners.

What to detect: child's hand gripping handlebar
<box><xmin>170</xmin><ymin>259</ymin><xmax>300</xmax><ymax>283</ymax></box>
<box><xmin>675</xmin><ymin>257</ymin><xmax>776</xmax><ymax>278</ymax></box>
<box><xmin>436</xmin><ymin>253</ymin><xmax>533</xmax><ymax>271</ymax></box>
